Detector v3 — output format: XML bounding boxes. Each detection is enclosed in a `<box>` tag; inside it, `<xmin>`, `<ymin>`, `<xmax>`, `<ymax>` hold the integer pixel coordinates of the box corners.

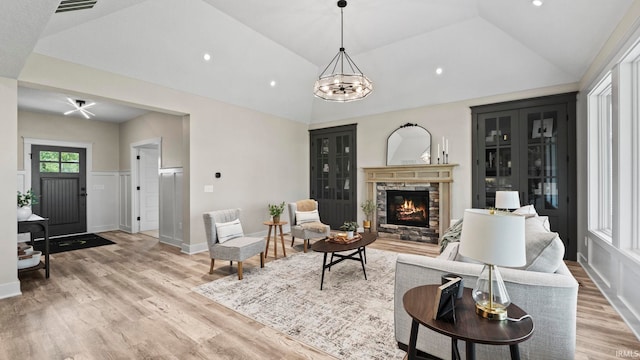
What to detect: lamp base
<box><xmin>475</xmin><ymin>302</ymin><xmax>508</xmax><ymax>321</ymax></box>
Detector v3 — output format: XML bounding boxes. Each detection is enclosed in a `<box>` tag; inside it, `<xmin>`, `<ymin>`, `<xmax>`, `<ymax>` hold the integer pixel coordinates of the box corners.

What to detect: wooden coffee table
<box><xmin>403</xmin><ymin>285</ymin><xmax>534</xmax><ymax>360</ymax></box>
<box><xmin>311</xmin><ymin>232</ymin><xmax>377</xmax><ymax>290</ymax></box>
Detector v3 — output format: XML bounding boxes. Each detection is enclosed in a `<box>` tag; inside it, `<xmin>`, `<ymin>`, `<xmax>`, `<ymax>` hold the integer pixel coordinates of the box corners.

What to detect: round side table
<box><xmin>263</xmin><ymin>221</ymin><xmax>287</xmax><ymax>259</ymax></box>
<box><xmin>403</xmin><ymin>285</ymin><xmax>534</xmax><ymax>360</ymax></box>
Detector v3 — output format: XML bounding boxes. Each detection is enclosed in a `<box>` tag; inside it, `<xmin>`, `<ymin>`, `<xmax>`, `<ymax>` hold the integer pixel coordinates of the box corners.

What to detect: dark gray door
<box><xmin>31</xmin><ymin>145</ymin><xmax>87</xmax><ymax>236</ymax></box>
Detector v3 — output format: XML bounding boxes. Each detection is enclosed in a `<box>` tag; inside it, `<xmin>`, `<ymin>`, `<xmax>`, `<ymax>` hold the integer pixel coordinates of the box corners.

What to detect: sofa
<box><xmin>394</xmin><ymin>211</ymin><xmax>579</xmax><ymax>359</ymax></box>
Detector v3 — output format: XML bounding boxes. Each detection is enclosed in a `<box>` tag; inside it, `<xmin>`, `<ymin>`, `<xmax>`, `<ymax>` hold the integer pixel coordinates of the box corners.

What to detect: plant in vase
<box><xmin>17</xmin><ymin>189</ymin><xmax>38</xmax><ymax>221</ymax></box>
<box><xmin>340</xmin><ymin>221</ymin><xmax>359</xmax><ymax>239</ymax></box>
<box><xmin>268</xmin><ymin>202</ymin><xmax>285</xmax><ymax>223</ymax></box>
<box><xmin>361</xmin><ymin>199</ymin><xmax>375</xmax><ymax>229</ymax></box>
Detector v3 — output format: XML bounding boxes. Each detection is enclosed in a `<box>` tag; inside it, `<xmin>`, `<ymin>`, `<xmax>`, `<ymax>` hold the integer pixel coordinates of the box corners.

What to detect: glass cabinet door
<box><xmin>526</xmin><ymin>110</ymin><xmax>559</xmax><ymax>210</ymax></box>
<box><xmin>478</xmin><ymin>110</ymin><xmax>519</xmax><ymax>208</ymax></box>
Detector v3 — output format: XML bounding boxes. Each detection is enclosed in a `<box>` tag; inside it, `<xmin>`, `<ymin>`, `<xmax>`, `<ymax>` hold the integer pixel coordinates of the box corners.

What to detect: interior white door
<box><xmin>138</xmin><ymin>147</ymin><xmax>159</xmax><ymax>231</ymax></box>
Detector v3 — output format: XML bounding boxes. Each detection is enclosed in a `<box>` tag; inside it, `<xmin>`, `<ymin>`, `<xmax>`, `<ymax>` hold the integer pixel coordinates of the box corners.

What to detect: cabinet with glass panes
<box><xmin>471</xmin><ymin>93</ymin><xmax>577</xmax><ymax>260</ymax></box>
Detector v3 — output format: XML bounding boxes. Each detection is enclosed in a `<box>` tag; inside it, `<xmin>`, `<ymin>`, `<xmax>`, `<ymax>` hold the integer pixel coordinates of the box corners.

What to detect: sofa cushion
<box><xmin>215</xmin><ymin>218</ymin><xmax>244</xmax><ymax>244</ymax></box>
<box><xmin>517</xmin><ymin>216</ymin><xmax>565</xmax><ymax>273</ymax></box>
<box><xmin>447</xmin><ymin>214</ymin><xmax>564</xmax><ymax>272</ymax></box>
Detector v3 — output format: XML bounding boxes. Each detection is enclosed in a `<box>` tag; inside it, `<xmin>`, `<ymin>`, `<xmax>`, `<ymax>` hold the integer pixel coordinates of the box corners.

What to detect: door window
<box><xmin>39</xmin><ymin>151</ymin><xmax>80</xmax><ymax>173</ymax></box>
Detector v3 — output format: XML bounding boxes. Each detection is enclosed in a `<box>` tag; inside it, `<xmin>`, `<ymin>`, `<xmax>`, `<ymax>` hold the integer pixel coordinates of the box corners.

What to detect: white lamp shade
<box><xmin>459</xmin><ymin>209</ymin><xmax>526</xmax><ymax>267</ymax></box>
<box><xmin>495</xmin><ymin>191</ymin><xmax>521</xmax><ymax>209</ymax></box>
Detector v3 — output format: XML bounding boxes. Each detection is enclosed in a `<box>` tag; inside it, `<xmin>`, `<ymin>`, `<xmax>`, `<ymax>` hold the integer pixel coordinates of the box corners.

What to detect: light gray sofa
<box><xmin>394</xmin><ymin>216</ymin><xmax>579</xmax><ymax>359</ymax></box>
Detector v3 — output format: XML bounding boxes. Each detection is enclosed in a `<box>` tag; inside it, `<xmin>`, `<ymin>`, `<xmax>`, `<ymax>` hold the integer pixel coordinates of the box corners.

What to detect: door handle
<box><xmin>80</xmin><ymin>193</ymin><xmax>87</xmax><ymax>197</ymax></box>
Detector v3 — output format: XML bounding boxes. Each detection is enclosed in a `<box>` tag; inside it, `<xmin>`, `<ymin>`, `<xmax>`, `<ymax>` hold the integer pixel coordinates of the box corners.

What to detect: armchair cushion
<box><xmin>295</xmin><ymin>210</ymin><xmax>320</xmax><ymax>225</ymax></box>
<box><xmin>215</xmin><ymin>218</ymin><xmax>244</xmax><ymax>243</ymax></box>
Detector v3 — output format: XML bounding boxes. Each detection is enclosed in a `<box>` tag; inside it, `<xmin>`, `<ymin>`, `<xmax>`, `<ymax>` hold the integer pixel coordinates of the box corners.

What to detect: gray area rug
<box><xmin>193</xmin><ymin>248</ymin><xmax>406</xmax><ymax>360</ymax></box>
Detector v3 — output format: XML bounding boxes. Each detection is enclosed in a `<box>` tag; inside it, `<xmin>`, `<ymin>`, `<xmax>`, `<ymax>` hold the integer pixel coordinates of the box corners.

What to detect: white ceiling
<box><xmin>2</xmin><ymin>0</ymin><xmax>634</xmax><ymax>124</ymax></box>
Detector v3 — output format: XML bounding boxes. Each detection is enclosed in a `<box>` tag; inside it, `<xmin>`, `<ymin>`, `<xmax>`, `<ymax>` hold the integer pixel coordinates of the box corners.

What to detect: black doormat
<box><xmin>33</xmin><ymin>233</ymin><xmax>115</xmax><ymax>254</ymax></box>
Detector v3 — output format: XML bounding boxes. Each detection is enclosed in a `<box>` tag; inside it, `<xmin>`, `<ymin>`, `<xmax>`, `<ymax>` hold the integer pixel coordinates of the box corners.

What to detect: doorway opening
<box><xmin>131</xmin><ymin>138</ymin><xmax>161</xmax><ymax>237</ymax></box>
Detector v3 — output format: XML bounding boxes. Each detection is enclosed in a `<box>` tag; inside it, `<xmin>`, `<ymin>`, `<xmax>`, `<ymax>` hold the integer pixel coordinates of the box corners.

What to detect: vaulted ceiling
<box><xmin>1</xmin><ymin>0</ymin><xmax>634</xmax><ymax>123</ymax></box>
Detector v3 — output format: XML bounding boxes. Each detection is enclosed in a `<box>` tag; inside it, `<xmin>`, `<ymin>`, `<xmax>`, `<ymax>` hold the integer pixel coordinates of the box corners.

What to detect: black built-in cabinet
<box><xmin>309</xmin><ymin>124</ymin><xmax>357</xmax><ymax>229</ymax></box>
<box><xmin>471</xmin><ymin>93</ymin><xmax>577</xmax><ymax>260</ymax></box>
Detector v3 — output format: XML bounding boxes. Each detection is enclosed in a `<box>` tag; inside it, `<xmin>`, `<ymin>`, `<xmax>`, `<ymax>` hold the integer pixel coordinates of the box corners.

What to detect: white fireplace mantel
<box><xmin>362</xmin><ymin>164</ymin><xmax>458</xmax><ymax>242</ymax></box>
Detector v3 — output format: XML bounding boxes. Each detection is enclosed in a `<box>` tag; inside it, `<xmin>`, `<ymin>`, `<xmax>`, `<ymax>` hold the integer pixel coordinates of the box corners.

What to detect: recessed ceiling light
<box><xmin>270</xmin><ymin>80</ymin><xmax>277</xmax><ymax>87</ymax></box>
<box><xmin>435</xmin><ymin>67</ymin><xmax>443</xmax><ymax>75</ymax></box>
<box><xmin>203</xmin><ymin>53</ymin><xmax>211</xmax><ymax>61</ymax></box>
<box><xmin>532</xmin><ymin>0</ymin><xmax>543</xmax><ymax>6</ymax></box>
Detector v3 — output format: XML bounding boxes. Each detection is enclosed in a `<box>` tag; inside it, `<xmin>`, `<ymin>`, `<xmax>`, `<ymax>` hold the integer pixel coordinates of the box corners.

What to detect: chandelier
<box><xmin>313</xmin><ymin>0</ymin><xmax>373</xmax><ymax>102</ymax></box>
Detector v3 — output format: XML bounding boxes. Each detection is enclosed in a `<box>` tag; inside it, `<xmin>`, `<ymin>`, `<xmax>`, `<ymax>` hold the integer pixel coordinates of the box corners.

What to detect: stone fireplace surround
<box><xmin>362</xmin><ymin>164</ymin><xmax>457</xmax><ymax>244</ymax></box>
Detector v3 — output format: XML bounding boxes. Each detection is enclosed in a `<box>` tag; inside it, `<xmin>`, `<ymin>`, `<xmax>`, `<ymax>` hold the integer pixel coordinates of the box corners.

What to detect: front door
<box><xmin>31</xmin><ymin>145</ymin><xmax>87</xmax><ymax>236</ymax></box>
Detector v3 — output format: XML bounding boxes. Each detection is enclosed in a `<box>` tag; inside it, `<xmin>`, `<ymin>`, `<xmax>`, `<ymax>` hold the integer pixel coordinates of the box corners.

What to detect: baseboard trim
<box><xmin>0</xmin><ymin>280</ymin><xmax>22</xmax><ymax>300</ymax></box>
<box><xmin>181</xmin><ymin>241</ymin><xmax>208</xmax><ymax>255</ymax></box>
<box><xmin>90</xmin><ymin>225</ymin><xmax>119</xmax><ymax>233</ymax></box>
<box><xmin>159</xmin><ymin>235</ymin><xmax>182</xmax><ymax>248</ymax></box>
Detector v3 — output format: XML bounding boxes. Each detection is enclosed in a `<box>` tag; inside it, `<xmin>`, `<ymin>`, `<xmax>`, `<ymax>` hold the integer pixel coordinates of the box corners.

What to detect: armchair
<box><xmin>287</xmin><ymin>199</ymin><xmax>331</xmax><ymax>252</ymax></box>
<box><xmin>203</xmin><ymin>208</ymin><xmax>265</xmax><ymax>280</ymax></box>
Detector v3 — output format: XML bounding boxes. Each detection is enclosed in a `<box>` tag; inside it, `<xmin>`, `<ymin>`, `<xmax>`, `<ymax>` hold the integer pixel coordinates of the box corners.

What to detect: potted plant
<box><xmin>340</xmin><ymin>221</ymin><xmax>359</xmax><ymax>239</ymax></box>
<box><xmin>268</xmin><ymin>201</ymin><xmax>285</xmax><ymax>223</ymax></box>
<box><xmin>17</xmin><ymin>189</ymin><xmax>38</xmax><ymax>221</ymax></box>
<box><xmin>361</xmin><ymin>199</ymin><xmax>375</xmax><ymax>229</ymax></box>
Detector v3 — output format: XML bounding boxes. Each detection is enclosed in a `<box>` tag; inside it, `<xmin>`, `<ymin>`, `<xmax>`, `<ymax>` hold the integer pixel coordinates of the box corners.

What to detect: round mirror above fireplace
<box><xmin>386</xmin><ymin>123</ymin><xmax>431</xmax><ymax>165</ymax></box>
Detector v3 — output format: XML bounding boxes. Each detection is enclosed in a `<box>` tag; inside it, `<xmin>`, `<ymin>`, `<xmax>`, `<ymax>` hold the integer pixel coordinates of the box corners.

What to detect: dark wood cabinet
<box><xmin>471</xmin><ymin>93</ymin><xmax>577</xmax><ymax>260</ymax></box>
<box><xmin>310</xmin><ymin>124</ymin><xmax>357</xmax><ymax>229</ymax></box>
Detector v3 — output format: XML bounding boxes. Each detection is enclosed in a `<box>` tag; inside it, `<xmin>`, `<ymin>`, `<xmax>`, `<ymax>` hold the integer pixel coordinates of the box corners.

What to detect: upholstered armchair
<box><xmin>288</xmin><ymin>199</ymin><xmax>331</xmax><ymax>252</ymax></box>
<box><xmin>203</xmin><ymin>209</ymin><xmax>265</xmax><ymax>280</ymax></box>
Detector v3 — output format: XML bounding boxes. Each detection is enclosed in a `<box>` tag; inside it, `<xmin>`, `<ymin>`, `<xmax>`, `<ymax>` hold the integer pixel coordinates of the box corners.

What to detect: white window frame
<box><xmin>588</xmin><ymin>73</ymin><xmax>613</xmax><ymax>241</ymax></box>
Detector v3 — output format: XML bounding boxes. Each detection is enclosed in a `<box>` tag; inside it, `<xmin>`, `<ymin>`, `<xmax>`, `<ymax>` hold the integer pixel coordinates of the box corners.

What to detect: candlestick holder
<box><xmin>445</xmin><ymin>153</ymin><xmax>449</xmax><ymax>164</ymax></box>
<box><xmin>437</xmin><ymin>156</ymin><xmax>440</xmax><ymax>164</ymax></box>
<box><xmin>442</xmin><ymin>151</ymin><xmax>446</xmax><ymax>164</ymax></box>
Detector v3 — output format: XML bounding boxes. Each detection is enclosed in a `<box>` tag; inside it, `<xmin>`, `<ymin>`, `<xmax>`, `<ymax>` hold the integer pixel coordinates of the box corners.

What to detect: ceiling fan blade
<box><xmin>80</xmin><ymin>108</ymin><xmax>95</xmax><ymax>118</ymax></box>
<box><xmin>66</xmin><ymin>97</ymin><xmax>80</xmax><ymax>109</ymax></box>
<box><xmin>64</xmin><ymin>108</ymin><xmax>79</xmax><ymax>115</ymax></box>
<box><xmin>82</xmin><ymin>102</ymin><xmax>96</xmax><ymax>109</ymax></box>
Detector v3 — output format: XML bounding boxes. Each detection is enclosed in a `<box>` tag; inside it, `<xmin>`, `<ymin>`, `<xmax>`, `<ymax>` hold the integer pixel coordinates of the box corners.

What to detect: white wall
<box><xmin>89</xmin><ymin>172</ymin><xmax>119</xmax><ymax>233</ymax></box>
<box><xmin>0</xmin><ymin>77</ymin><xmax>20</xmax><ymax>299</ymax></box>
<box><xmin>119</xmin><ymin>112</ymin><xmax>183</xmax><ymax>170</ymax></box>
<box><xmin>18</xmin><ymin>110</ymin><xmax>119</xmax><ymax>171</ymax></box>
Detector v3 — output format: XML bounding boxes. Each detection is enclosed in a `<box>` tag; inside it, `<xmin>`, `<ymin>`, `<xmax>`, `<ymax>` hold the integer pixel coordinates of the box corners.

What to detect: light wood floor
<box><xmin>2</xmin><ymin>231</ymin><xmax>638</xmax><ymax>359</ymax></box>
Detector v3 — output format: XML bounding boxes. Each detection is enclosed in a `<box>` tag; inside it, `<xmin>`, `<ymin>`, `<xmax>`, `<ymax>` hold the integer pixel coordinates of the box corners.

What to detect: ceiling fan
<box><xmin>64</xmin><ymin>98</ymin><xmax>96</xmax><ymax>119</ymax></box>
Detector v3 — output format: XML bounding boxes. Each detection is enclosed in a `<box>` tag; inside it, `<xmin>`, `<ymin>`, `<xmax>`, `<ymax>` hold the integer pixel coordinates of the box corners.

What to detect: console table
<box><xmin>18</xmin><ymin>215</ymin><xmax>50</xmax><ymax>278</ymax></box>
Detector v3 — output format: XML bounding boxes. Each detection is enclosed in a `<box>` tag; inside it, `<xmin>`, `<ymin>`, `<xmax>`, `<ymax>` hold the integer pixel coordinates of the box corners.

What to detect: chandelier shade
<box><xmin>313</xmin><ymin>0</ymin><xmax>373</xmax><ymax>102</ymax></box>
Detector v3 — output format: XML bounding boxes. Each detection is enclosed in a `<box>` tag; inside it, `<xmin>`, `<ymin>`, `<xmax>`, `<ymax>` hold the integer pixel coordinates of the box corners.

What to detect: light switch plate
<box><xmin>204</xmin><ymin>185</ymin><xmax>214</xmax><ymax>193</ymax></box>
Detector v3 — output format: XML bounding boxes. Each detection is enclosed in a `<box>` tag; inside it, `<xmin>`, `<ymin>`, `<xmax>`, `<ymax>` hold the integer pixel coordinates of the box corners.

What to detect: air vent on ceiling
<box><xmin>56</xmin><ymin>0</ymin><xmax>97</xmax><ymax>13</ymax></box>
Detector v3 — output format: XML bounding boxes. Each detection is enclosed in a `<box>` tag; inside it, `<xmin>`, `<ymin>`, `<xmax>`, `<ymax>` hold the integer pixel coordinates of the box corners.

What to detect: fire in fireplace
<box><xmin>386</xmin><ymin>190</ymin><xmax>429</xmax><ymax>227</ymax></box>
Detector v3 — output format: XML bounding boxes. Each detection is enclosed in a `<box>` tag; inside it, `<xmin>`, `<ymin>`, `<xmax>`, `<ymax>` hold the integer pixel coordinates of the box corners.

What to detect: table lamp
<box><xmin>459</xmin><ymin>209</ymin><xmax>526</xmax><ymax>320</ymax></box>
<box><xmin>495</xmin><ymin>191</ymin><xmax>521</xmax><ymax>211</ymax></box>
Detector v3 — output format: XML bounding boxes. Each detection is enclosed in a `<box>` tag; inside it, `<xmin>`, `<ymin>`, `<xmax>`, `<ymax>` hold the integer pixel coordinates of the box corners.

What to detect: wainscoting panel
<box><xmin>89</xmin><ymin>172</ymin><xmax>119</xmax><ymax>233</ymax></box>
<box><xmin>159</xmin><ymin>168</ymin><xmax>183</xmax><ymax>248</ymax></box>
<box><xmin>119</xmin><ymin>172</ymin><xmax>132</xmax><ymax>232</ymax></box>
<box><xmin>580</xmin><ymin>234</ymin><xmax>640</xmax><ymax>339</ymax></box>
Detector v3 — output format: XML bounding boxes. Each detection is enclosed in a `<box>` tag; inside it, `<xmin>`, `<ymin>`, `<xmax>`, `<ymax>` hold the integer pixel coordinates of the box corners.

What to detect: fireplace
<box><xmin>386</xmin><ymin>190</ymin><xmax>429</xmax><ymax>227</ymax></box>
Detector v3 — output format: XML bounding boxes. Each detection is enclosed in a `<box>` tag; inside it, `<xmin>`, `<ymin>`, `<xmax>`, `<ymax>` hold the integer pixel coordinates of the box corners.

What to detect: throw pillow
<box><xmin>439</xmin><ymin>218</ymin><xmax>464</xmax><ymax>253</ymax></box>
<box><xmin>513</xmin><ymin>204</ymin><xmax>538</xmax><ymax>218</ymax></box>
<box><xmin>513</xmin><ymin>205</ymin><xmax>538</xmax><ymax>218</ymax></box>
<box><xmin>296</xmin><ymin>210</ymin><xmax>320</xmax><ymax>225</ymax></box>
<box><xmin>215</xmin><ymin>219</ymin><xmax>244</xmax><ymax>244</ymax></box>
<box><xmin>516</xmin><ymin>216</ymin><xmax>565</xmax><ymax>273</ymax></box>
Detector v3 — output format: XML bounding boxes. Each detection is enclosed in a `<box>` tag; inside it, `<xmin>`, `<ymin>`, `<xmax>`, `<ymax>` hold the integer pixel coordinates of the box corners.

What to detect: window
<box><xmin>39</xmin><ymin>151</ymin><xmax>80</xmax><ymax>174</ymax></box>
<box><xmin>588</xmin><ymin>73</ymin><xmax>613</xmax><ymax>240</ymax></box>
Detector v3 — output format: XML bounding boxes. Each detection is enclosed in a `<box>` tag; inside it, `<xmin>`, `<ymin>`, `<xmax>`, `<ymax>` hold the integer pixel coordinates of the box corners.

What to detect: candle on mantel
<box><xmin>446</xmin><ymin>139</ymin><xmax>449</xmax><ymax>155</ymax></box>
